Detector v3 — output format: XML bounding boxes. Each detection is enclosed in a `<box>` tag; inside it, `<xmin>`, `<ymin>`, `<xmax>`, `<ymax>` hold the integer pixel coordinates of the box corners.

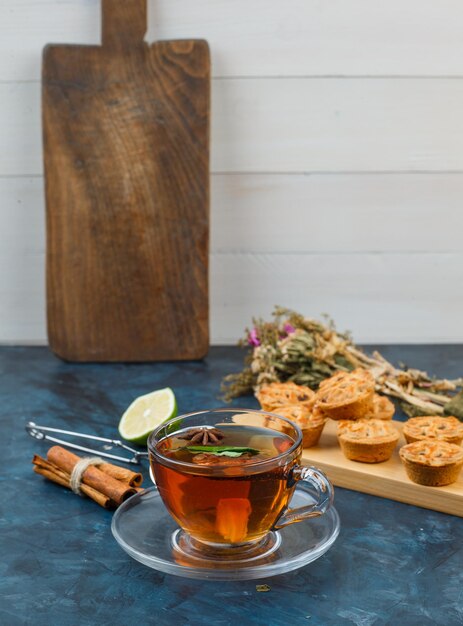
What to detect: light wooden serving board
<box><xmin>301</xmin><ymin>420</ymin><xmax>463</xmax><ymax>517</ymax></box>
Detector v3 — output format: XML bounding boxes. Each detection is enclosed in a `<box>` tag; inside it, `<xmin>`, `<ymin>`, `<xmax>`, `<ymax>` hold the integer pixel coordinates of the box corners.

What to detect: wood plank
<box><xmin>3</xmin><ymin>249</ymin><xmax>463</xmax><ymax>345</ymax></box>
<box><xmin>0</xmin><ymin>0</ymin><xmax>100</xmax><ymax>82</ymax></box>
<box><xmin>210</xmin><ymin>252</ymin><xmax>463</xmax><ymax>344</ymax></box>
<box><xmin>6</xmin><ymin>174</ymin><xmax>463</xmax><ymax>256</ymax></box>
<box><xmin>3</xmin><ymin>0</ymin><xmax>463</xmax><ymax>80</ymax></box>
<box><xmin>3</xmin><ymin>176</ymin><xmax>463</xmax><ymax>345</ymax></box>
<box><xmin>301</xmin><ymin>420</ymin><xmax>463</xmax><ymax>517</ymax></box>
<box><xmin>0</xmin><ymin>83</ymin><xmax>41</xmax><ymax>176</ymax></box>
<box><xmin>0</xmin><ymin>177</ymin><xmax>45</xmax><ymax>341</ymax></box>
<box><xmin>0</xmin><ymin>174</ymin><xmax>45</xmax><ymax>338</ymax></box>
<box><xmin>212</xmin><ymin>174</ymin><xmax>463</xmax><ymax>253</ymax></box>
<box><xmin>211</xmin><ymin>78</ymin><xmax>463</xmax><ymax>173</ymax></box>
<box><xmin>0</xmin><ymin>177</ymin><xmax>45</xmax><ymax>255</ymax></box>
<box><xmin>0</xmin><ymin>201</ymin><xmax>46</xmax><ymax>344</ymax></box>
<box><xmin>5</xmin><ymin>78</ymin><xmax>463</xmax><ymax>176</ymax></box>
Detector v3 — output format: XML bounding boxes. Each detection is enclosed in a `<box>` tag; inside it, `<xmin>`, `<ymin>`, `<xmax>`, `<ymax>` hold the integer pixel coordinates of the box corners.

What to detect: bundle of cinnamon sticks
<box><xmin>32</xmin><ymin>446</ymin><xmax>144</xmax><ymax>509</ymax></box>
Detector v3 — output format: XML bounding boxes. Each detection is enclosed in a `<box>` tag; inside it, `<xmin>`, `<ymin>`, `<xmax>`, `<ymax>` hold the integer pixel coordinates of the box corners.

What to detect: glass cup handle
<box><xmin>273</xmin><ymin>465</ymin><xmax>334</xmax><ymax>530</ymax></box>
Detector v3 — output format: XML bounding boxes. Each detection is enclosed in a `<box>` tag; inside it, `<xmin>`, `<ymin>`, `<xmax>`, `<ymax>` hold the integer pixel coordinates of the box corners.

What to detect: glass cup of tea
<box><xmin>148</xmin><ymin>408</ymin><xmax>334</xmax><ymax>560</ymax></box>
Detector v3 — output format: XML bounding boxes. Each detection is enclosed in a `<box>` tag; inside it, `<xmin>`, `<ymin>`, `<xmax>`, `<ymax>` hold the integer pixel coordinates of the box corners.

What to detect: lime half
<box><xmin>118</xmin><ymin>388</ymin><xmax>177</xmax><ymax>445</ymax></box>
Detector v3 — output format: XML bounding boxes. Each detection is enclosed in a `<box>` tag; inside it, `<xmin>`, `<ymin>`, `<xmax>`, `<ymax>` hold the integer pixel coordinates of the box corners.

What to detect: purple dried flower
<box><xmin>283</xmin><ymin>323</ymin><xmax>296</xmax><ymax>335</ymax></box>
<box><xmin>248</xmin><ymin>328</ymin><xmax>261</xmax><ymax>347</ymax></box>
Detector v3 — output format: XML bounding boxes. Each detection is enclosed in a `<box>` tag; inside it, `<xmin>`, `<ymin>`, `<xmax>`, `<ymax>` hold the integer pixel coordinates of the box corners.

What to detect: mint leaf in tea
<box><xmin>151</xmin><ymin>424</ymin><xmax>299</xmax><ymax>545</ymax></box>
<box><xmin>185</xmin><ymin>445</ymin><xmax>260</xmax><ymax>456</ymax></box>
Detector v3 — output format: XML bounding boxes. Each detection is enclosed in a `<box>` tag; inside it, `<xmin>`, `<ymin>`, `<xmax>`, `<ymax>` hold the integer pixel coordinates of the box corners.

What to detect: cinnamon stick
<box><xmin>98</xmin><ymin>462</ymin><xmax>143</xmax><ymax>487</ymax></box>
<box><xmin>32</xmin><ymin>455</ymin><xmax>115</xmax><ymax>509</ymax></box>
<box><xmin>33</xmin><ymin>454</ymin><xmax>69</xmax><ymax>481</ymax></box>
<box><xmin>47</xmin><ymin>446</ymin><xmax>136</xmax><ymax>505</ymax></box>
<box><xmin>36</xmin><ymin>453</ymin><xmax>144</xmax><ymax>488</ymax></box>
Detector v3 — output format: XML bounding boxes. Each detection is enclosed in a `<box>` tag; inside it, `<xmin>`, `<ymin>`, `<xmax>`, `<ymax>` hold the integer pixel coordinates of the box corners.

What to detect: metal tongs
<box><xmin>25</xmin><ymin>422</ymin><xmax>149</xmax><ymax>465</ymax></box>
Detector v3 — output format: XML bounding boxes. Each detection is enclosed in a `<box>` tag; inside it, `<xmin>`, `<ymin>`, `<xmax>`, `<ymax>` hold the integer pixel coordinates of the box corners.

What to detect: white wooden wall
<box><xmin>1</xmin><ymin>0</ymin><xmax>463</xmax><ymax>345</ymax></box>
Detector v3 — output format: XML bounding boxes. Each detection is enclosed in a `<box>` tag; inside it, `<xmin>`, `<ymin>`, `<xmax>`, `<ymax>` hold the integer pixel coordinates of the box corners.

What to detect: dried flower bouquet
<box><xmin>221</xmin><ymin>307</ymin><xmax>463</xmax><ymax>420</ymax></box>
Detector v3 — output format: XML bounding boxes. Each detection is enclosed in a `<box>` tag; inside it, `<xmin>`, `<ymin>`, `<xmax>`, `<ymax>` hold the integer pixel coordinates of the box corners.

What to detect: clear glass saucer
<box><xmin>111</xmin><ymin>485</ymin><xmax>340</xmax><ymax>581</ymax></box>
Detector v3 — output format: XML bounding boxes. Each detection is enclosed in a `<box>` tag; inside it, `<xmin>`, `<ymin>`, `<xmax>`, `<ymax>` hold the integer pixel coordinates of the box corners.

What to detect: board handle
<box><xmin>102</xmin><ymin>0</ymin><xmax>147</xmax><ymax>48</ymax></box>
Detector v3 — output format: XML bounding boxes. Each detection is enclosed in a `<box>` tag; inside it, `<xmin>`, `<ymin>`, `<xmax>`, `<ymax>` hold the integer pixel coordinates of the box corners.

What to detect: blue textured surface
<box><xmin>1</xmin><ymin>345</ymin><xmax>462</xmax><ymax>626</ymax></box>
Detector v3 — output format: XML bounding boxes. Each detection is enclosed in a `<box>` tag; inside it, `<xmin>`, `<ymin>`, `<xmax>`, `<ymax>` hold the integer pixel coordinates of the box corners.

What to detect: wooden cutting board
<box><xmin>43</xmin><ymin>0</ymin><xmax>210</xmax><ymax>361</ymax></box>
<box><xmin>302</xmin><ymin>420</ymin><xmax>463</xmax><ymax>517</ymax></box>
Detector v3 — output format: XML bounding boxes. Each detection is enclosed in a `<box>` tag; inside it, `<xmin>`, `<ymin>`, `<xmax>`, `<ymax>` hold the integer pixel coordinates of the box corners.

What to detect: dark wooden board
<box><xmin>43</xmin><ymin>0</ymin><xmax>210</xmax><ymax>361</ymax></box>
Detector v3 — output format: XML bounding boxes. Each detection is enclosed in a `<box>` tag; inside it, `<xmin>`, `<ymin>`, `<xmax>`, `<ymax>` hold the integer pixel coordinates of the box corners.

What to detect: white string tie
<box><xmin>70</xmin><ymin>456</ymin><xmax>103</xmax><ymax>495</ymax></box>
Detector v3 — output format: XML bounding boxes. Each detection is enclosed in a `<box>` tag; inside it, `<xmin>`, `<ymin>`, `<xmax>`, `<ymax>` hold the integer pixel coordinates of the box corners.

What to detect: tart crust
<box><xmin>402</xmin><ymin>416</ymin><xmax>463</xmax><ymax>445</ymax></box>
<box><xmin>256</xmin><ymin>381</ymin><xmax>315</xmax><ymax>412</ymax></box>
<box><xmin>337</xmin><ymin>418</ymin><xmax>399</xmax><ymax>463</ymax></box>
<box><xmin>276</xmin><ymin>404</ymin><xmax>326</xmax><ymax>448</ymax></box>
<box><xmin>315</xmin><ymin>369</ymin><xmax>375</xmax><ymax>420</ymax></box>
<box><xmin>399</xmin><ymin>440</ymin><xmax>463</xmax><ymax>486</ymax></box>
<box><xmin>363</xmin><ymin>394</ymin><xmax>395</xmax><ymax>421</ymax></box>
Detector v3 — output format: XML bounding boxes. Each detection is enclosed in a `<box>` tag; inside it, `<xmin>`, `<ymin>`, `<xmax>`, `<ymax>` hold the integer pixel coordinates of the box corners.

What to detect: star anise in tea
<box><xmin>178</xmin><ymin>427</ymin><xmax>225</xmax><ymax>445</ymax></box>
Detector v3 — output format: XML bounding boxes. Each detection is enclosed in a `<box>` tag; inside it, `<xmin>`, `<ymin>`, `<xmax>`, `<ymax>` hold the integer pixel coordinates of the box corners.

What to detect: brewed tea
<box><xmin>150</xmin><ymin>424</ymin><xmax>299</xmax><ymax>545</ymax></box>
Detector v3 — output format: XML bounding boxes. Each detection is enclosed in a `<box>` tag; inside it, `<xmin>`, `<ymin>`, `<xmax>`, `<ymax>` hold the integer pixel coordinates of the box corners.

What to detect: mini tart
<box><xmin>363</xmin><ymin>394</ymin><xmax>395</xmax><ymax>421</ymax></box>
<box><xmin>314</xmin><ymin>369</ymin><xmax>375</xmax><ymax>420</ymax></box>
<box><xmin>337</xmin><ymin>419</ymin><xmax>399</xmax><ymax>463</ymax></box>
<box><xmin>276</xmin><ymin>404</ymin><xmax>326</xmax><ymax>448</ymax></box>
<box><xmin>318</xmin><ymin>368</ymin><xmax>372</xmax><ymax>392</ymax></box>
<box><xmin>402</xmin><ymin>416</ymin><xmax>463</xmax><ymax>445</ymax></box>
<box><xmin>256</xmin><ymin>382</ymin><xmax>315</xmax><ymax>412</ymax></box>
<box><xmin>318</xmin><ymin>369</ymin><xmax>351</xmax><ymax>391</ymax></box>
<box><xmin>399</xmin><ymin>440</ymin><xmax>463</xmax><ymax>486</ymax></box>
